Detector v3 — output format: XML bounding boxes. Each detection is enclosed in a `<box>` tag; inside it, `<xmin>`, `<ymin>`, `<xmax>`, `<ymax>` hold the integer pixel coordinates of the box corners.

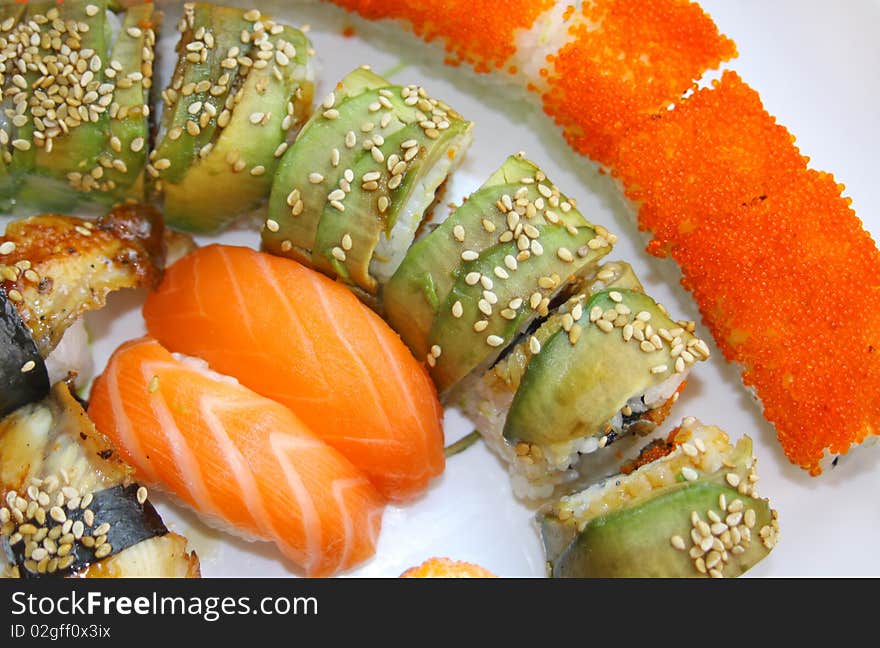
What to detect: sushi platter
<box><xmin>0</xmin><ymin>0</ymin><xmax>878</xmax><ymax>579</ymax></box>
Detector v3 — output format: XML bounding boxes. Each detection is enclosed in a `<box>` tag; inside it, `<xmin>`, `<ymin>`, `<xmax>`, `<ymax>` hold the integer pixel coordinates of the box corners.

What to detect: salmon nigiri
<box><xmin>88</xmin><ymin>337</ymin><xmax>384</xmax><ymax>577</ymax></box>
<box><xmin>142</xmin><ymin>245</ymin><xmax>445</xmax><ymax>501</ymax></box>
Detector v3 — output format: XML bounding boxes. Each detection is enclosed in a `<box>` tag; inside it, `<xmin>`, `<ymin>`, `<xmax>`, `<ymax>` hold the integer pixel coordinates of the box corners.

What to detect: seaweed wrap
<box><xmin>1</xmin><ymin>1</ymin><xmax>158</xmax><ymax>211</ymax></box>
<box><xmin>0</xmin><ymin>286</ymin><xmax>49</xmax><ymax>419</ymax></box>
<box><xmin>384</xmin><ymin>153</ymin><xmax>613</xmax><ymax>396</ymax></box>
<box><xmin>459</xmin><ymin>261</ymin><xmax>708</xmax><ymax>500</ymax></box>
<box><xmin>263</xmin><ymin>65</ymin><xmax>473</xmax><ymax>298</ymax></box>
<box><xmin>540</xmin><ymin>418</ymin><xmax>779</xmax><ymax>578</ymax></box>
<box><xmin>0</xmin><ymin>381</ymin><xmax>200</xmax><ymax>578</ymax></box>
<box><xmin>151</xmin><ymin>3</ymin><xmax>315</xmax><ymax>231</ymax></box>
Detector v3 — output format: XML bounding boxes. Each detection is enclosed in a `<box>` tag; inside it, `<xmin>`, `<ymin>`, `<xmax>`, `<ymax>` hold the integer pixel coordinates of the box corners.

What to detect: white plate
<box><xmin>7</xmin><ymin>0</ymin><xmax>880</xmax><ymax>577</ymax></box>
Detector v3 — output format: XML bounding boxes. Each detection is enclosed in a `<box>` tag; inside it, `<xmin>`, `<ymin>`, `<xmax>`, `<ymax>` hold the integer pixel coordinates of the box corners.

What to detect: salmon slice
<box><xmin>88</xmin><ymin>337</ymin><xmax>384</xmax><ymax>577</ymax></box>
<box><xmin>142</xmin><ymin>245</ymin><xmax>445</xmax><ymax>501</ymax></box>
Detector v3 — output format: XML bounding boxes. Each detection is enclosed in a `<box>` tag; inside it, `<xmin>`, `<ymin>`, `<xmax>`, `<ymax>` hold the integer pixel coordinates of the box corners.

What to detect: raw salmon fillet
<box><xmin>89</xmin><ymin>337</ymin><xmax>385</xmax><ymax>577</ymax></box>
<box><xmin>143</xmin><ymin>245</ymin><xmax>445</xmax><ymax>501</ymax></box>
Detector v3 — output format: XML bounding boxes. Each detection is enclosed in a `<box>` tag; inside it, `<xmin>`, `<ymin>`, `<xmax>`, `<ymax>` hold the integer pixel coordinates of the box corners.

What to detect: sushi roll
<box><xmin>331</xmin><ymin>1</ymin><xmax>880</xmax><ymax>475</ymax></box>
<box><xmin>1</xmin><ymin>1</ymin><xmax>158</xmax><ymax>211</ymax></box>
<box><xmin>263</xmin><ymin>65</ymin><xmax>473</xmax><ymax>298</ymax></box>
<box><xmin>0</xmin><ymin>381</ymin><xmax>200</xmax><ymax>578</ymax></box>
<box><xmin>459</xmin><ymin>261</ymin><xmax>709</xmax><ymax>500</ymax></box>
<box><xmin>0</xmin><ymin>204</ymin><xmax>164</xmax><ymax>403</ymax></box>
<box><xmin>151</xmin><ymin>4</ymin><xmax>315</xmax><ymax>232</ymax></box>
<box><xmin>540</xmin><ymin>418</ymin><xmax>779</xmax><ymax>578</ymax></box>
<box><xmin>0</xmin><ymin>204</ymin><xmax>165</xmax><ymax>356</ymax></box>
<box><xmin>383</xmin><ymin>152</ymin><xmax>614</xmax><ymax>396</ymax></box>
<box><xmin>88</xmin><ymin>337</ymin><xmax>385</xmax><ymax>577</ymax></box>
<box><xmin>142</xmin><ymin>244</ymin><xmax>445</xmax><ymax>502</ymax></box>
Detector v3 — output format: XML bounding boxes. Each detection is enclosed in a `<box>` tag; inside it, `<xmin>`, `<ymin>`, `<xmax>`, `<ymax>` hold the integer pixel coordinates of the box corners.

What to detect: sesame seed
<box><xmin>263</xmin><ymin>219</ymin><xmax>280</xmax><ymax>233</ymax></box>
<box><xmin>473</xmin><ymin>320</ymin><xmax>489</xmax><ymax>332</ymax></box>
<box><xmin>94</xmin><ymin>543</ymin><xmax>112</xmax><ymax>560</ymax></box>
<box><xmin>308</xmin><ymin>172</ymin><xmax>324</xmax><ymax>184</ymax></box>
<box><xmin>556</xmin><ymin>247</ymin><xmax>574</xmax><ymax>262</ymax></box>
<box><xmin>670</xmin><ymin>535</ymin><xmax>686</xmax><ymax>551</ymax></box>
<box><xmin>529</xmin><ymin>336</ymin><xmax>542</xmax><ymax>354</ymax></box>
<box><xmin>461</xmin><ymin>250</ymin><xmax>479</xmax><ymax>262</ymax></box>
<box><xmin>726</xmin><ymin>473</ymin><xmax>741</xmax><ymax>488</ymax></box>
<box><xmin>681</xmin><ymin>467</ymin><xmax>699</xmax><ymax>481</ymax></box>
<box><xmin>20</xmin><ymin>361</ymin><xmax>36</xmax><ymax>374</ymax></box>
<box><xmin>86</xmin><ymin>4</ymin><xmax>99</xmax><ymax>16</ymax></box>
<box><xmin>486</xmin><ymin>335</ymin><xmax>504</xmax><ymax>347</ymax></box>
<box><xmin>377</xmin><ymin>196</ymin><xmax>390</xmax><ymax>213</ymax></box>
<box><xmin>0</xmin><ymin>241</ymin><xmax>15</xmax><ymax>255</ymax></box>
<box><xmin>650</xmin><ymin>364</ymin><xmax>668</xmax><ymax>375</ymax></box>
<box><xmin>596</xmin><ymin>320</ymin><xmax>613</xmax><ymax>333</ymax></box>
<box><xmin>451</xmin><ymin>301</ymin><xmax>463</xmax><ymax>318</ymax></box>
<box><xmin>331</xmin><ymin>247</ymin><xmax>346</xmax><ymax>261</ymax></box>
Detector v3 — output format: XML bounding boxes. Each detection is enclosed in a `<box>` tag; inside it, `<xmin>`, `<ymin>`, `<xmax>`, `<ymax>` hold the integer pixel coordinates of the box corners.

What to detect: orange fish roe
<box><xmin>614</xmin><ymin>70</ymin><xmax>880</xmax><ymax>472</ymax></box>
<box><xmin>670</xmin><ymin>171</ymin><xmax>880</xmax><ymax>474</ymax></box>
<box><xmin>401</xmin><ymin>557</ymin><xmax>497</xmax><ymax>578</ymax></box>
<box><xmin>613</xmin><ymin>72</ymin><xmax>808</xmax><ymax>253</ymax></box>
<box><xmin>542</xmin><ymin>0</ymin><xmax>736</xmax><ymax>167</ymax></box>
<box><xmin>327</xmin><ymin>0</ymin><xmax>553</xmax><ymax>72</ymax></box>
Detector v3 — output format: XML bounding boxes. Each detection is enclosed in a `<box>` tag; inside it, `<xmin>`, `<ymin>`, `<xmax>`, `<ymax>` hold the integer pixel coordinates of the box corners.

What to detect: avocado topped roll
<box><xmin>0</xmin><ymin>381</ymin><xmax>200</xmax><ymax>578</ymax></box>
<box><xmin>458</xmin><ymin>261</ymin><xmax>708</xmax><ymax>500</ymax></box>
<box><xmin>384</xmin><ymin>153</ymin><xmax>613</xmax><ymax>396</ymax></box>
<box><xmin>1</xmin><ymin>1</ymin><xmax>157</xmax><ymax>211</ymax></box>
<box><xmin>540</xmin><ymin>418</ymin><xmax>779</xmax><ymax>578</ymax></box>
<box><xmin>150</xmin><ymin>4</ymin><xmax>315</xmax><ymax>232</ymax></box>
<box><xmin>263</xmin><ymin>66</ymin><xmax>473</xmax><ymax>298</ymax></box>
<box><xmin>0</xmin><ymin>2</ymin><xmax>27</xmax><ymax>209</ymax></box>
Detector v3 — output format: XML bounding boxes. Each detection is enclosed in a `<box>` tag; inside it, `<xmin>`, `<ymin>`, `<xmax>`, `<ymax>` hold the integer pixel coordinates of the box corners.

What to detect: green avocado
<box><xmin>98</xmin><ymin>1</ymin><xmax>156</xmax><ymax>203</ymax></box>
<box><xmin>19</xmin><ymin>0</ymin><xmax>110</xmax><ymax>211</ymax></box>
<box><xmin>161</xmin><ymin>22</ymin><xmax>313</xmax><ymax>231</ymax></box>
<box><xmin>264</xmin><ymin>66</ymin><xmax>473</xmax><ymax>295</ymax></box>
<box><xmin>263</xmin><ymin>67</ymin><xmax>392</xmax><ymax>266</ymax></box>
<box><xmin>5</xmin><ymin>1</ymin><xmax>157</xmax><ymax>210</ymax></box>
<box><xmin>151</xmin><ymin>3</ymin><xmax>252</xmax><ymax>187</ymax></box>
<box><xmin>542</xmin><ymin>481</ymin><xmax>774</xmax><ymax>577</ymax></box>
<box><xmin>504</xmin><ymin>289</ymin><xmax>703</xmax><ymax>445</ymax></box>
<box><xmin>0</xmin><ymin>2</ymin><xmax>26</xmax><ymax>209</ymax></box>
<box><xmin>541</xmin><ymin>434</ymin><xmax>777</xmax><ymax>578</ymax></box>
<box><xmin>384</xmin><ymin>153</ymin><xmax>613</xmax><ymax>395</ymax></box>
<box><xmin>583</xmin><ymin>260</ymin><xmax>644</xmax><ymax>293</ymax></box>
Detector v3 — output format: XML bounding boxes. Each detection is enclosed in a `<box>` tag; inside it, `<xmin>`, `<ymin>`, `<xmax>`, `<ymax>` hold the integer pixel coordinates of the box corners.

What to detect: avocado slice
<box><xmin>504</xmin><ymin>288</ymin><xmax>708</xmax><ymax>445</ymax></box>
<box><xmin>150</xmin><ymin>3</ymin><xmax>253</xmax><ymax>189</ymax></box>
<box><xmin>384</xmin><ymin>153</ymin><xmax>614</xmax><ymax>395</ymax></box>
<box><xmin>159</xmin><ymin>14</ymin><xmax>315</xmax><ymax>231</ymax></box>
<box><xmin>263</xmin><ymin>66</ymin><xmax>473</xmax><ymax>295</ymax></box>
<box><xmin>541</xmin><ymin>422</ymin><xmax>779</xmax><ymax>578</ymax></box>
<box><xmin>4</xmin><ymin>1</ymin><xmax>155</xmax><ymax>211</ymax></box>
<box><xmin>0</xmin><ymin>2</ymin><xmax>26</xmax><ymax>209</ymax></box>
<box><xmin>583</xmin><ymin>260</ymin><xmax>644</xmax><ymax>294</ymax></box>
<box><xmin>16</xmin><ymin>0</ymin><xmax>112</xmax><ymax>212</ymax></box>
<box><xmin>98</xmin><ymin>1</ymin><xmax>157</xmax><ymax>203</ymax></box>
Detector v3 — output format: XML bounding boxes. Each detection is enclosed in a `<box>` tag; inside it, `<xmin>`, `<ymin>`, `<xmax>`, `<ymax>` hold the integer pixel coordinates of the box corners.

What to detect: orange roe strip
<box><xmin>613</xmin><ymin>72</ymin><xmax>808</xmax><ymax>254</ymax></box>
<box><xmin>400</xmin><ymin>557</ymin><xmax>497</xmax><ymax>578</ymax></box>
<box><xmin>327</xmin><ymin>0</ymin><xmax>553</xmax><ymax>72</ymax></box>
<box><xmin>620</xmin><ymin>438</ymin><xmax>676</xmax><ymax>475</ymax></box>
<box><xmin>616</xmin><ymin>73</ymin><xmax>880</xmax><ymax>473</ymax></box>
<box><xmin>541</xmin><ymin>0</ymin><xmax>736</xmax><ymax>167</ymax></box>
